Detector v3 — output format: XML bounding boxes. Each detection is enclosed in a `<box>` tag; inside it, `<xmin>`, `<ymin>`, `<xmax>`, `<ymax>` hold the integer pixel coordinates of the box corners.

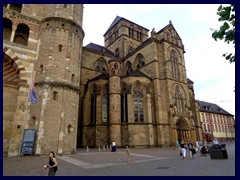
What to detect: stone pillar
<box><xmin>10</xmin><ymin>25</ymin><xmax>17</xmax><ymax>42</ymax></box>
<box><xmin>108</xmin><ymin>58</ymin><xmax>121</xmax><ymax>146</ymax></box>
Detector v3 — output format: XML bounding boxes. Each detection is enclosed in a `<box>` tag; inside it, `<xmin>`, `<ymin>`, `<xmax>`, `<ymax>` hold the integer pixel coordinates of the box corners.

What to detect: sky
<box><xmin>82</xmin><ymin>4</ymin><xmax>235</xmax><ymax>116</ymax></box>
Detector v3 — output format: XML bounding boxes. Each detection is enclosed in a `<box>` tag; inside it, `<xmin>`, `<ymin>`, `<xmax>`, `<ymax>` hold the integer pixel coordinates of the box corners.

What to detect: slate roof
<box><xmin>89</xmin><ymin>73</ymin><xmax>109</xmax><ymax>82</ymax></box>
<box><xmin>104</xmin><ymin>16</ymin><xmax>149</xmax><ymax>36</ymax></box>
<box><xmin>84</xmin><ymin>43</ymin><xmax>114</xmax><ymax>56</ymax></box>
<box><xmin>196</xmin><ymin>100</ymin><xmax>233</xmax><ymax>116</ymax></box>
<box><xmin>187</xmin><ymin>78</ymin><xmax>194</xmax><ymax>83</ymax></box>
<box><xmin>126</xmin><ymin>70</ymin><xmax>150</xmax><ymax>79</ymax></box>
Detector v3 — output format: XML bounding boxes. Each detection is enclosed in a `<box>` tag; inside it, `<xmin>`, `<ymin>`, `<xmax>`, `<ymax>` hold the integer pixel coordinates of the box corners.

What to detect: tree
<box><xmin>212</xmin><ymin>4</ymin><xmax>235</xmax><ymax>63</ymax></box>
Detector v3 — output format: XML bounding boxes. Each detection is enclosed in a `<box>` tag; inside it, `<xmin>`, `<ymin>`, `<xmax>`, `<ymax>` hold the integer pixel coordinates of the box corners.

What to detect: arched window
<box><xmin>133</xmin><ymin>82</ymin><xmax>144</xmax><ymax>122</ymax></box>
<box><xmin>13</xmin><ymin>23</ymin><xmax>29</xmax><ymax>46</ymax></box>
<box><xmin>102</xmin><ymin>84</ymin><xmax>109</xmax><ymax>123</ymax></box>
<box><xmin>68</xmin><ymin>125</ymin><xmax>73</xmax><ymax>133</ymax></box>
<box><xmin>9</xmin><ymin>4</ymin><xmax>22</xmax><ymax>13</ymax></box>
<box><xmin>174</xmin><ymin>85</ymin><xmax>184</xmax><ymax>114</ymax></box>
<box><xmin>3</xmin><ymin>18</ymin><xmax>12</xmax><ymax>41</ymax></box>
<box><xmin>40</xmin><ymin>64</ymin><xmax>44</xmax><ymax>73</ymax></box>
<box><xmin>126</xmin><ymin>61</ymin><xmax>132</xmax><ymax>75</ymax></box>
<box><xmin>59</xmin><ymin>44</ymin><xmax>63</xmax><ymax>52</ymax></box>
<box><xmin>53</xmin><ymin>91</ymin><xmax>58</xmax><ymax>100</ymax></box>
<box><xmin>136</xmin><ymin>54</ymin><xmax>145</xmax><ymax>69</ymax></box>
<box><xmin>121</xmin><ymin>82</ymin><xmax>128</xmax><ymax>123</ymax></box>
<box><xmin>128</xmin><ymin>45</ymin><xmax>133</xmax><ymax>53</ymax></box>
<box><xmin>90</xmin><ymin>84</ymin><xmax>97</xmax><ymax>125</ymax></box>
<box><xmin>71</xmin><ymin>74</ymin><xmax>75</xmax><ymax>83</ymax></box>
<box><xmin>95</xmin><ymin>59</ymin><xmax>107</xmax><ymax>73</ymax></box>
<box><xmin>170</xmin><ymin>50</ymin><xmax>180</xmax><ymax>80</ymax></box>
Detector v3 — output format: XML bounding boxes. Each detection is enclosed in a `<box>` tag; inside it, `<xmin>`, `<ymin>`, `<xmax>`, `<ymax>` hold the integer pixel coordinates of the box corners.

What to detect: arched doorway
<box><xmin>3</xmin><ymin>47</ymin><xmax>28</xmax><ymax>156</ymax></box>
<box><xmin>176</xmin><ymin>118</ymin><xmax>190</xmax><ymax>141</ymax></box>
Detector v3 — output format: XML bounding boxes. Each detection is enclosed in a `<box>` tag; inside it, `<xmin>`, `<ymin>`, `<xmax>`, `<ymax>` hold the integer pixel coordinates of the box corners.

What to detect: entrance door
<box><xmin>176</xmin><ymin>118</ymin><xmax>189</xmax><ymax>141</ymax></box>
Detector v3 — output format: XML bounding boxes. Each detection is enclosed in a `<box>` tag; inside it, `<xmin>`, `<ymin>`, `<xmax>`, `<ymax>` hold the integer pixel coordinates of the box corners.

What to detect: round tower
<box><xmin>32</xmin><ymin>4</ymin><xmax>84</xmax><ymax>155</ymax></box>
<box><xmin>108</xmin><ymin>57</ymin><xmax>122</xmax><ymax>146</ymax></box>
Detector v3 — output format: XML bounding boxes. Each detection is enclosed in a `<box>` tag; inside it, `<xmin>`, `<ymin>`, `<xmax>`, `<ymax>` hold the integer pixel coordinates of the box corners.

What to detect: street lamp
<box><xmin>225</xmin><ymin>126</ymin><xmax>228</xmax><ymax>142</ymax></box>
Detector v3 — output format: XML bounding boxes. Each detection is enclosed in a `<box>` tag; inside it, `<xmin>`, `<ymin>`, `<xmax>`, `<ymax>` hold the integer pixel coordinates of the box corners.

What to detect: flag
<box><xmin>28</xmin><ymin>78</ymin><xmax>37</xmax><ymax>104</ymax></box>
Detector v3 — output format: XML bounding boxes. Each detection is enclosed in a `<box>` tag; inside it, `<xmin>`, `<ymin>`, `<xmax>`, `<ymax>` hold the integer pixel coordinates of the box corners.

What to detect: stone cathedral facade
<box><xmin>3</xmin><ymin>4</ymin><xmax>202</xmax><ymax>157</ymax></box>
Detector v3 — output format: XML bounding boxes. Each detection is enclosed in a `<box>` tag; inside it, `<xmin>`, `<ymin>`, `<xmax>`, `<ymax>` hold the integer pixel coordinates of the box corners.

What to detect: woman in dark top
<box><xmin>187</xmin><ymin>140</ymin><xmax>194</xmax><ymax>159</ymax></box>
<box><xmin>44</xmin><ymin>151</ymin><xmax>58</xmax><ymax>176</ymax></box>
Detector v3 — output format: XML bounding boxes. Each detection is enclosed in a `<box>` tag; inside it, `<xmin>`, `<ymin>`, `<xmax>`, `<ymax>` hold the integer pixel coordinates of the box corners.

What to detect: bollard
<box><xmin>103</xmin><ymin>145</ymin><xmax>105</xmax><ymax>151</ymax></box>
<box><xmin>98</xmin><ymin>146</ymin><xmax>101</xmax><ymax>152</ymax></box>
<box><xmin>86</xmin><ymin>146</ymin><xmax>89</xmax><ymax>152</ymax></box>
<box><xmin>106</xmin><ymin>145</ymin><xmax>109</xmax><ymax>150</ymax></box>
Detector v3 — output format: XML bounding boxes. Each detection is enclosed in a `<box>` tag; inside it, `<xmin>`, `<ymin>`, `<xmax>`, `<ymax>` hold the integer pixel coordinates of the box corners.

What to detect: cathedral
<box><xmin>3</xmin><ymin>4</ymin><xmax>202</xmax><ymax>157</ymax></box>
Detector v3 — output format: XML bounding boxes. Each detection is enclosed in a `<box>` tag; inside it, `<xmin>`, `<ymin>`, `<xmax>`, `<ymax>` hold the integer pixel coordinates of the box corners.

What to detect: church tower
<box><xmin>32</xmin><ymin>4</ymin><xmax>84</xmax><ymax>155</ymax></box>
<box><xmin>104</xmin><ymin>16</ymin><xmax>149</xmax><ymax>58</ymax></box>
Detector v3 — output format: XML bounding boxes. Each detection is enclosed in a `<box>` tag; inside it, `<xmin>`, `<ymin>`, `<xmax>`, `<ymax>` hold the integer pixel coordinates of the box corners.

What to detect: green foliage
<box><xmin>212</xmin><ymin>4</ymin><xmax>235</xmax><ymax>63</ymax></box>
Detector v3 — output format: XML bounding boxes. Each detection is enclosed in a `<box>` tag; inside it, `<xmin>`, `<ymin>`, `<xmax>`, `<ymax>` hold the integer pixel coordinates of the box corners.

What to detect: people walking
<box><xmin>44</xmin><ymin>151</ymin><xmax>58</xmax><ymax>176</ymax></box>
<box><xmin>180</xmin><ymin>140</ymin><xmax>187</xmax><ymax>159</ymax></box>
<box><xmin>188</xmin><ymin>140</ymin><xmax>195</xmax><ymax>159</ymax></box>
<box><xmin>111</xmin><ymin>141</ymin><xmax>116</xmax><ymax>152</ymax></box>
<box><xmin>176</xmin><ymin>140</ymin><xmax>179</xmax><ymax>149</ymax></box>
<box><xmin>126</xmin><ymin>146</ymin><xmax>130</xmax><ymax>163</ymax></box>
<box><xmin>195</xmin><ymin>140</ymin><xmax>199</xmax><ymax>152</ymax></box>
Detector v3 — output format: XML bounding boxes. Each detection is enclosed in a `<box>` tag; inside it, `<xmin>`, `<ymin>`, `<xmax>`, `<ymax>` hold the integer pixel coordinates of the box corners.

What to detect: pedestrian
<box><xmin>176</xmin><ymin>140</ymin><xmax>179</xmax><ymax>149</ymax></box>
<box><xmin>112</xmin><ymin>141</ymin><xmax>116</xmax><ymax>152</ymax></box>
<box><xmin>187</xmin><ymin>140</ymin><xmax>195</xmax><ymax>159</ymax></box>
<box><xmin>213</xmin><ymin>138</ymin><xmax>220</xmax><ymax>145</ymax></box>
<box><xmin>44</xmin><ymin>151</ymin><xmax>58</xmax><ymax>176</ymax></box>
<box><xmin>126</xmin><ymin>146</ymin><xmax>130</xmax><ymax>163</ymax></box>
<box><xmin>195</xmin><ymin>140</ymin><xmax>199</xmax><ymax>152</ymax></box>
<box><xmin>180</xmin><ymin>140</ymin><xmax>187</xmax><ymax>159</ymax></box>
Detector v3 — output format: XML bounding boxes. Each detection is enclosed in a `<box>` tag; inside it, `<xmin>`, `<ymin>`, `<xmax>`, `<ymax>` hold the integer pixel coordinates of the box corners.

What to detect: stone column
<box><xmin>108</xmin><ymin>58</ymin><xmax>121</xmax><ymax>146</ymax></box>
<box><xmin>10</xmin><ymin>25</ymin><xmax>17</xmax><ymax>42</ymax></box>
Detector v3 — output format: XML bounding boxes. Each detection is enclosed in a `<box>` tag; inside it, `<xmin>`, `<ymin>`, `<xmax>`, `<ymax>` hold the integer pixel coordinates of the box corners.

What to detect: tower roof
<box><xmin>104</xmin><ymin>16</ymin><xmax>149</xmax><ymax>36</ymax></box>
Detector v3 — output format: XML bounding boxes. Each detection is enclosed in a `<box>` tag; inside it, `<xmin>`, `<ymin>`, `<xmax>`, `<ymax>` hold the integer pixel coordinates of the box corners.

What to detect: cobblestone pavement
<box><xmin>3</xmin><ymin>141</ymin><xmax>235</xmax><ymax>176</ymax></box>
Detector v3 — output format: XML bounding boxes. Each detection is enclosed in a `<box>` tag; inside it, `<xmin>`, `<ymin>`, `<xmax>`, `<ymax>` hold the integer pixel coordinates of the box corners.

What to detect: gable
<box><xmin>157</xmin><ymin>22</ymin><xmax>183</xmax><ymax>48</ymax></box>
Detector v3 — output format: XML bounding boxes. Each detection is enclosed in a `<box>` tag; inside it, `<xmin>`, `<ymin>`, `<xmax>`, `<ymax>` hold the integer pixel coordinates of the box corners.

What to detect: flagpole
<box><xmin>18</xmin><ymin>73</ymin><xmax>33</xmax><ymax>159</ymax></box>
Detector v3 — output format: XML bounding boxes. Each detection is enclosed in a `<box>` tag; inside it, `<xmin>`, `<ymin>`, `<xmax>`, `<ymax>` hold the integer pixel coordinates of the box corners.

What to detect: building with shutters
<box><xmin>197</xmin><ymin>100</ymin><xmax>235</xmax><ymax>142</ymax></box>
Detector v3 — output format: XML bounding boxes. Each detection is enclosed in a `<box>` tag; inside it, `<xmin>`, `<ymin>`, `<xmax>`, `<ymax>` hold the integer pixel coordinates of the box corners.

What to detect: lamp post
<box><xmin>225</xmin><ymin>126</ymin><xmax>228</xmax><ymax>142</ymax></box>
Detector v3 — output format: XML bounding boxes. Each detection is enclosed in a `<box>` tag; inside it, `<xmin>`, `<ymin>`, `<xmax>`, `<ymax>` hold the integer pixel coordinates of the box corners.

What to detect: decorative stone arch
<box><xmin>13</xmin><ymin>23</ymin><xmax>30</xmax><ymax>46</ymax></box>
<box><xmin>94</xmin><ymin>57</ymin><xmax>108</xmax><ymax>73</ymax></box>
<box><xmin>3</xmin><ymin>47</ymin><xmax>27</xmax><ymax>86</ymax></box>
<box><xmin>134</xmin><ymin>53</ymin><xmax>145</xmax><ymax>69</ymax></box>
<box><xmin>170</xmin><ymin>84</ymin><xmax>187</xmax><ymax>115</ymax></box>
<box><xmin>124</xmin><ymin>60</ymin><xmax>133</xmax><ymax>75</ymax></box>
<box><xmin>166</xmin><ymin>46</ymin><xmax>182</xmax><ymax>63</ymax></box>
<box><xmin>170</xmin><ymin>83</ymin><xmax>187</xmax><ymax>99</ymax></box>
<box><xmin>131</xmin><ymin>80</ymin><xmax>146</xmax><ymax>95</ymax></box>
<box><xmin>3</xmin><ymin>47</ymin><xmax>30</xmax><ymax>157</ymax></box>
<box><xmin>3</xmin><ymin>18</ymin><xmax>12</xmax><ymax>41</ymax></box>
<box><xmin>174</xmin><ymin>118</ymin><xmax>191</xmax><ymax>141</ymax></box>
